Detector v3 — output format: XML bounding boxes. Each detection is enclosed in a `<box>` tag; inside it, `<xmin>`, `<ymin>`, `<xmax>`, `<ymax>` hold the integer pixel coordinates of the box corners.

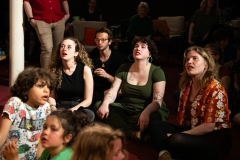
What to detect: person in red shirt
<box><xmin>23</xmin><ymin>0</ymin><xmax>70</xmax><ymax>70</ymax></box>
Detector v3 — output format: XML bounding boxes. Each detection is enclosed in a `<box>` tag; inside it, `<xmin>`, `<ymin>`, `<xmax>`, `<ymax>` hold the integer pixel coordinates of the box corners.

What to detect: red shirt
<box><xmin>23</xmin><ymin>0</ymin><xmax>67</xmax><ymax>23</ymax></box>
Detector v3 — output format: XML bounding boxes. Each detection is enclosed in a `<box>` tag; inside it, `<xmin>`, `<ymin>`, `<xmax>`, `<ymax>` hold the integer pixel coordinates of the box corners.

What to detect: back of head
<box><xmin>10</xmin><ymin>67</ymin><xmax>55</xmax><ymax>102</ymax></box>
<box><xmin>137</xmin><ymin>1</ymin><xmax>149</xmax><ymax>12</ymax></box>
<box><xmin>49</xmin><ymin>108</ymin><xmax>90</xmax><ymax>147</ymax></box>
<box><xmin>71</xmin><ymin>123</ymin><xmax>125</xmax><ymax>160</ymax></box>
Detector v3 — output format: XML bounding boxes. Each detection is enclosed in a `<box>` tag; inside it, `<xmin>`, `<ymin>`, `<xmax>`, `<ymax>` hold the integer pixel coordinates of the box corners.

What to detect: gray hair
<box><xmin>137</xmin><ymin>1</ymin><xmax>149</xmax><ymax>12</ymax></box>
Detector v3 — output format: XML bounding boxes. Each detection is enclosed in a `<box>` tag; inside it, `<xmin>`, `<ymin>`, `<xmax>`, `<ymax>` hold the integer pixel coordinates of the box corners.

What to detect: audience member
<box><xmin>213</xmin><ymin>29</ymin><xmax>236</xmax><ymax>64</ymax></box>
<box><xmin>150</xmin><ymin>46</ymin><xmax>231</xmax><ymax>160</ymax></box>
<box><xmin>89</xmin><ymin>27</ymin><xmax>125</xmax><ymax>108</ymax></box>
<box><xmin>23</xmin><ymin>0</ymin><xmax>70</xmax><ymax>70</ymax></box>
<box><xmin>0</xmin><ymin>67</ymin><xmax>55</xmax><ymax>160</ymax></box>
<box><xmin>5</xmin><ymin>109</ymin><xmax>90</xmax><ymax>160</ymax></box>
<box><xmin>205</xmin><ymin>43</ymin><xmax>231</xmax><ymax>91</ymax></box>
<box><xmin>220</xmin><ymin>0</ymin><xmax>236</xmax><ymax>22</ymax></box>
<box><xmin>95</xmin><ymin>37</ymin><xmax>169</xmax><ymax>141</ymax></box>
<box><xmin>188</xmin><ymin>0</ymin><xmax>219</xmax><ymax>46</ymax></box>
<box><xmin>230</xmin><ymin>45</ymin><xmax>240</xmax><ymax>126</ymax></box>
<box><xmin>71</xmin><ymin>123</ymin><xmax>128</xmax><ymax>160</ymax></box>
<box><xmin>81</xmin><ymin>0</ymin><xmax>102</xmax><ymax>21</ymax></box>
<box><xmin>48</xmin><ymin>37</ymin><xmax>95</xmax><ymax>122</ymax></box>
<box><xmin>126</xmin><ymin>2</ymin><xmax>154</xmax><ymax>41</ymax></box>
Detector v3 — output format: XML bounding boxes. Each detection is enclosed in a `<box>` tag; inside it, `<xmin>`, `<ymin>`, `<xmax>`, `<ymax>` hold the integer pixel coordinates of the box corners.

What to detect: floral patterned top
<box><xmin>0</xmin><ymin>97</ymin><xmax>51</xmax><ymax>160</ymax></box>
<box><xmin>177</xmin><ymin>79</ymin><xmax>231</xmax><ymax>130</ymax></box>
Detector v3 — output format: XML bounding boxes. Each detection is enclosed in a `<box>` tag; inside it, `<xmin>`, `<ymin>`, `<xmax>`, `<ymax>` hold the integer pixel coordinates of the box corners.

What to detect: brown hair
<box><xmin>10</xmin><ymin>67</ymin><xmax>55</xmax><ymax>102</ymax></box>
<box><xmin>95</xmin><ymin>27</ymin><xmax>113</xmax><ymax>41</ymax></box>
<box><xmin>200</xmin><ymin>0</ymin><xmax>219</xmax><ymax>15</ymax></box>
<box><xmin>71</xmin><ymin>123</ymin><xmax>127</xmax><ymax>160</ymax></box>
<box><xmin>49</xmin><ymin>37</ymin><xmax>94</xmax><ymax>89</ymax></box>
<box><xmin>179</xmin><ymin>46</ymin><xmax>217</xmax><ymax>89</ymax></box>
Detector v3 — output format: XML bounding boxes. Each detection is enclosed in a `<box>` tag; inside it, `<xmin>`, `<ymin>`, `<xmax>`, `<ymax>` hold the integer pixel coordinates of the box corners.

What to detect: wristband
<box><xmin>50</xmin><ymin>104</ymin><xmax>56</xmax><ymax>107</ymax></box>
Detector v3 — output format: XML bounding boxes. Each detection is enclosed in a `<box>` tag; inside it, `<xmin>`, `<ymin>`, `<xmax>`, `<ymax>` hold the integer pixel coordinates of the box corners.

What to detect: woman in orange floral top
<box><xmin>150</xmin><ymin>46</ymin><xmax>232</xmax><ymax>160</ymax></box>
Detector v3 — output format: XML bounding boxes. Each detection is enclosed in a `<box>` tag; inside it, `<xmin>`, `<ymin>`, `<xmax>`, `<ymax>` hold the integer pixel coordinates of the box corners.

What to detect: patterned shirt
<box><xmin>177</xmin><ymin>79</ymin><xmax>231</xmax><ymax>130</ymax></box>
<box><xmin>0</xmin><ymin>97</ymin><xmax>51</xmax><ymax>160</ymax></box>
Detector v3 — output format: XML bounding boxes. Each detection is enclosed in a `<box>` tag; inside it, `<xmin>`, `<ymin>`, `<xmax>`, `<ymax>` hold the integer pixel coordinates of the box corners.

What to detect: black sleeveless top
<box><xmin>56</xmin><ymin>63</ymin><xmax>84</xmax><ymax>101</ymax></box>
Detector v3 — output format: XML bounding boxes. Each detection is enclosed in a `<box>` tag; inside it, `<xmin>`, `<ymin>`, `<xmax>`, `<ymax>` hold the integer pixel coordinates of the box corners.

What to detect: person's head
<box><xmin>88</xmin><ymin>0</ymin><xmax>97</xmax><ymax>10</ymax></box>
<box><xmin>205</xmin><ymin>43</ymin><xmax>223</xmax><ymax>65</ymax></box>
<box><xmin>49</xmin><ymin>37</ymin><xmax>93</xmax><ymax>88</ymax></box>
<box><xmin>213</xmin><ymin>29</ymin><xmax>229</xmax><ymax>49</ymax></box>
<box><xmin>10</xmin><ymin>67</ymin><xmax>55</xmax><ymax>107</ymax></box>
<box><xmin>200</xmin><ymin>0</ymin><xmax>219</xmax><ymax>14</ymax></box>
<box><xmin>179</xmin><ymin>46</ymin><xmax>217</xmax><ymax>89</ymax></box>
<box><xmin>137</xmin><ymin>1</ymin><xmax>149</xmax><ymax>18</ymax></box>
<box><xmin>95</xmin><ymin>27</ymin><xmax>113</xmax><ymax>51</ymax></box>
<box><xmin>131</xmin><ymin>36</ymin><xmax>158</xmax><ymax>63</ymax></box>
<box><xmin>71</xmin><ymin>123</ymin><xmax>127</xmax><ymax>160</ymax></box>
<box><xmin>41</xmin><ymin>109</ymin><xmax>90</xmax><ymax>150</ymax></box>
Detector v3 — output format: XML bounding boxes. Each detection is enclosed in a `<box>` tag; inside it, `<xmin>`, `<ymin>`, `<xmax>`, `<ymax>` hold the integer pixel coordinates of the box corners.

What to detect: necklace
<box><xmin>102</xmin><ymin>62</ymin><xmax>105</xmax><ymax>68</ymax></box>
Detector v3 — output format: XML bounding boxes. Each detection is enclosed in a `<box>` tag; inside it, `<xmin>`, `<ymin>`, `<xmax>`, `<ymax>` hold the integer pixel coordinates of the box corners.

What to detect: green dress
<box><xmin>95</xmin><ymin>63</ymin><xmax>169</xmax><ymax>137</ymax></box>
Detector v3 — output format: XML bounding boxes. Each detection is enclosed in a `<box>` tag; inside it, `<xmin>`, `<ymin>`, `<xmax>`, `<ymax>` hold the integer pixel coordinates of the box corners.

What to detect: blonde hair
<box><xmin>200</xmin><ymin>0</ymin><xmax>219</xmax><ymax>15</ymax></box>
<box><xmin>71</xmin><ymin>123</ymin><xmax>127</xmax><ymax>160</ymax></box>
<box><xmin>49</xmin><ymin>37</ymin><xmax>94</xmax><ymax>89</ymax></box>
<box><xmin>137</xmin><ymin>1</ymin><xmax>149</xmax><ymax>12</ymax></box>
<box><xmin>179</xmin><ymin>46</ymin><xmax>218</xmax><ymax>89</ymax></box>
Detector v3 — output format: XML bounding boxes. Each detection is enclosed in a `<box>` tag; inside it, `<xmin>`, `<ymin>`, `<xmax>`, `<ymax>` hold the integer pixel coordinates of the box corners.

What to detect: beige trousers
<box><xmin>33</xmin><ymin>18</ymin><xmax>66</xmax><ymax>70</ymax></box>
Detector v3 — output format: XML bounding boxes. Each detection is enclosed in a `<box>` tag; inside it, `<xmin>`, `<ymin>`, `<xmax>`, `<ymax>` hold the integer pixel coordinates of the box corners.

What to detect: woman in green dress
<box><xmin>95</xmin><ymin>36</ymin><xmax>169</xmax><ymax>140</ymax></box>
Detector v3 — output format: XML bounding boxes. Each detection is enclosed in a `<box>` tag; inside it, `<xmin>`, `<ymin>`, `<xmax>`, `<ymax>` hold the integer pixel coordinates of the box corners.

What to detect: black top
<box><xmin>56</xmin><ymin>63</ymin><xmax>84</xmax><ymax>101</ymax></box>
<box><xmin>80</xmin><ymin>8</ymin><xmax>102</xmax><ymax>21</ymax></box>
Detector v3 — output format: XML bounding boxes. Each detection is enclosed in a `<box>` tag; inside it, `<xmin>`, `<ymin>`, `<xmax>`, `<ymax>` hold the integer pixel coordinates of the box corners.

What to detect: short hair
<box><xmin>71</xmin><ymin>123</ymin><xmax>127</xmax><ymax>160</ymax></box>
<box><xmin>137</xmin><ymin>1</ymin><xmax>149</xmax><ymax>12</ymax></box>
<box><xmin>47</xmin><ymin>109</ymin><xmax>90</xmax><ymax>147</ymax></box>
<box><xmin>179</xmin><ymin>46</ymin><xmax>217</xmax><ymax>89</ymax></box>
<box><xmin>213</xmin><ymin>29</ymin><xmax>229</xmax><ymax>42</ymax></box>
<box><xmin>205</xmin><ymin>43</ymin><xmax>223</xmax><ymax>65</ymax></box>
<box><xmin>131</xmin><ymin>36</ymin><xmax>158</xmax><ymax>58</ymax></box>
<box><xmin>10</xmin><ymin>67</ymin><xmax>55</xmax><ymax>102</ymax></box>
<box><xmin>95</xmin><ymin>27</ymin><xmax>113</xmax><ymax>41</ymax></box>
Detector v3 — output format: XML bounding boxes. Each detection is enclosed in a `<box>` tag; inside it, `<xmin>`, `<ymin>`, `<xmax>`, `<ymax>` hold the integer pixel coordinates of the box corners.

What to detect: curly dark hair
<box><xmin>131</xmin><ymin>36</ymin><xmax>158</xmax><ymax>58</ymax></box>
<box><xmin>49</xmin><ymin>109</ymin><xmax>90</xmax><ymax>147</ymax></box>
<box><xmin>10</xmin><ymin>67</ymin><xmax>56</xmax><ymax>102</ymax></box>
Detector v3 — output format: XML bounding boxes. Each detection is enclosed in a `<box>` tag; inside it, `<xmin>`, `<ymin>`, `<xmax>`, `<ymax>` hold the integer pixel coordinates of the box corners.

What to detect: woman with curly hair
<box><xmin>150</xmin><ymin>46</ymin><xmax>231</xmax><ymax>160</ymax></box>
<box><xmin>95</xmin><ymin>36</ymin><xmax>169</xmax><ymax>141</ymax></box>
<box><xmin>48</xmin><ymin>37</ymin><xmax>95</xmax><ymax>122</ymax></box>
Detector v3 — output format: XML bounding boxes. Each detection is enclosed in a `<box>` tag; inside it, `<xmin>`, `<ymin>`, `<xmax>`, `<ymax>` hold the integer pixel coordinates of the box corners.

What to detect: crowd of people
<box><xmin>0</xmin><ymin>0</ymin><xmax>240</xmax><ymax>160</ymax></box>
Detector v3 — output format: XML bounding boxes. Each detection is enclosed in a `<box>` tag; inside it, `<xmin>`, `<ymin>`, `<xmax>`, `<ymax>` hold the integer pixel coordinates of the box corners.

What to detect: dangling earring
<box><xmin>128</xmin><ymin>54</ymin><xmax>134</xmax><ymax>62</ymax></box>
<box><xmin>148</xmin><ymin>56</ymin><xmax>153</xmax><ymax>63</ymax></box>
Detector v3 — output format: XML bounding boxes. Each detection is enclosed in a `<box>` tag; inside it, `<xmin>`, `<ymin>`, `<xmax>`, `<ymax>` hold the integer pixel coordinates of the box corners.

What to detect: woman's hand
<box><xmin>97</xmin><ymin>103</ymin><xmax>109</xmax><ymax>119</ymax></box>
<box><xmin>5</xmin><ymin>141</ymin><xmax>18</xmax><ymax>160</ymax></box>
<box><xmin>138</xmin><ymin>111</ymin><xmax>150</xmax><ymax>132</ymax></box>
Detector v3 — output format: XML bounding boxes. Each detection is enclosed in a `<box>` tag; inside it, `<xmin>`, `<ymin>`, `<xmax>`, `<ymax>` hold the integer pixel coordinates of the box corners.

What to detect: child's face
<box><xmin>108</xmin><ymin>138</ymin><xmax>126</xmax><ymax>160</ymax></box>
<box><xmin>41</xmin><ymin>115</ymin><xmax>68</xmax><ymax>150</ymax></box>
<box><xmin>26</xmin><ymin>80</ymin><xmax>50</xmax><ymax>108</ymax></box>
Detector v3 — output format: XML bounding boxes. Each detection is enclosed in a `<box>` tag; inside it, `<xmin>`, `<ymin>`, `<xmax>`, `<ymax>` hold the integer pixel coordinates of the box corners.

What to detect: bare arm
<box><xmin>188</xmin><ymin>23</ymin><xmax>195</xmax><ymax>44</ymax></box>
<box><xmin>23</xmin><ymin>1</ymin><xmax>33</xmax><ymax>18</ymax></box>
<box><xmin>99</xmin><ymin>14</ymin><xmax>103</xmax><ymax>21</ymax></box>
<box><xmin>138</xmin><ymin>81</ymin><xmax>166</xmax><ymax>131</ymax></box>
<box><xmin>62</xmin><ymin>1</ymin><xmax>70</xmax><ymax>20</ymax></box>
<box><xmin>182</xmin><ymin>122</ymin><xmax>215</xmax><ymax>135</ymax></box>
<box><xmin>97</xmin><ymin>77</ymin><xmax>122</xmax><ymax>119</ymax></box>
<box><xmin>0</xmin><ymin>114</ymin><xmax>12</xmax><ymax>146</ymax></box>
<box><xmin>71</xmin><ymin>66</ymin><xmax>93</xmax><ymax>111</ymax></box>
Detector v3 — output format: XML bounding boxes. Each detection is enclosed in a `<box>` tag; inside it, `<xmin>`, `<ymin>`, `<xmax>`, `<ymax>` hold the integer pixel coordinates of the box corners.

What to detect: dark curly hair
<box><xmin>48</xmin><ymin>109</ymin><xmax>90</xmax><ymax>147</ymax></box>
<box><xmin>131</xmin><ymin>36</ymin><xmax>158</xmax><ymax>58</ymax></box>
<box><xmin>10</xmin><ymin>67</ymin><xmax>56</xmax><ymax>102</ymax></box>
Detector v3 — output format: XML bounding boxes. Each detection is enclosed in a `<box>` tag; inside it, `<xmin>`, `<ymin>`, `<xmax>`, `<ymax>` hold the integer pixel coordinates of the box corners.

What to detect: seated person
<box><xmin>126</xmin><ymin>1</ymin><xmax>154</xmax><ymax>41</ymax></box>
<box><xmin>188</xmin><ymin>0</ymin><xmax>219</xmax><ymax>46</ymax></box>
<box><xmin>212</xmin><ymin>29</ymin><xmax>236</xmax><ymax>64</ymax></box>
<box><xmin>89</xmin><ymin>27</ymin><xmax>125</xmax><ymax>108</ymax></box>
<box><xmin>48</xmin><ymin>37</ymin><xmax>95</xmax><ymax>122</ymax></box>
<box><xmin>95</xmin><ymin>37</ymin><xmax>169</xmax><ymax>141</ymax></box>
<box><xmin>150</xmin><ymin>46</ymin><xmax>231</xmax><ymax>160</ymax></box>
<box><xmin>81</xmin><ymin>0</ymin><xmax>102</xmax><ymax>21</ymax></box>
<box><xmin>205</xmin><ymin>43</ymin><xmax>231</xmax><ymax>91</ymax></box>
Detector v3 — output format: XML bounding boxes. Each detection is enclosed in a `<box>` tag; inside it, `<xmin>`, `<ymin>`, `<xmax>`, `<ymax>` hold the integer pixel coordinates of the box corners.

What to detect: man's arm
<box><xmin>62</xmin><ymin>1</ymin><xmax>70</xmax><ymax>20</ymax></box>
<box><xmin>23</xmin><ymin>1</ymin><xmax>33</xmax><ymax>18</ymax></box>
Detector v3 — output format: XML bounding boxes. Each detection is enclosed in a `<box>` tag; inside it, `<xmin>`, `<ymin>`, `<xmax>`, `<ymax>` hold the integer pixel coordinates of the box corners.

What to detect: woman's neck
<box><xmin>132</xmin><ymin>60</ymin><xmax>150</xmax><ymax>71</ymax></box>
<box><xmin>62</xmin><ymin>60</ymin><xmax>76</xmax><ymax>70</ymax></box>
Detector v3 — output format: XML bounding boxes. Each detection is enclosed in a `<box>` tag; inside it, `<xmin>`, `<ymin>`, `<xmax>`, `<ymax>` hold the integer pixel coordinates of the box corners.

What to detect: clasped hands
<box><xmin>94</xmin><ymin>68</ymin><xmax>108</xmax><ymax>78</ymax></box>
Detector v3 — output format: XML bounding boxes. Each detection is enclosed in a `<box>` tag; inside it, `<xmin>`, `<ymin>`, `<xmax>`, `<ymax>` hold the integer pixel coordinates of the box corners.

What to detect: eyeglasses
<box><xmin>95</xmin><ymin>38</ymin><xmax>108</xmax><ymax>43</ymax></box>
